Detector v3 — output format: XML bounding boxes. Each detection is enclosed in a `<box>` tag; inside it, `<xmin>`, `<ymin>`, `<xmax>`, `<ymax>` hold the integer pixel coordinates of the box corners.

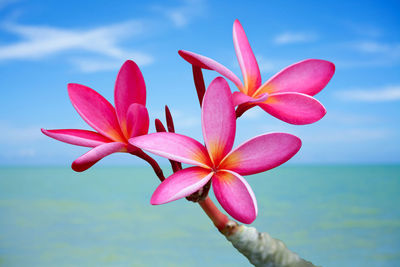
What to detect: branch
<box><xmin>224</xmin><ymin>224</ymin><xmax>318</xmax><ymax>267</ymax></box>
<box><xmin>154</xmin><ymin>118</ymin><xmax>182</xmax><ymax>173</ymax></box>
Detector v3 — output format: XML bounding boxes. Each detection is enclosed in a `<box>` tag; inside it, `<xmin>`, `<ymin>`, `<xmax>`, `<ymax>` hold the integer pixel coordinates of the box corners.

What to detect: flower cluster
<box><xmin>42</xmin><ymin>20</ymin><xmax>334</xmax><ymax>224</ymax></box>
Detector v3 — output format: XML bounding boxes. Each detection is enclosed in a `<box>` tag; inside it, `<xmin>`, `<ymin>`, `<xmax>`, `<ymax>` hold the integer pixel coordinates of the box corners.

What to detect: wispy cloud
<box><xmin>327</xmin><ymin>111</ymin><xmax>383</xmax><ymax>124</ymax></box>
<box><xmin>15</xmin><ymin>148</ymin><xmax>36</xmax><ymax>157</ymax></box>
<box><xmin>70</xmin><ymin>55</ymin><xmax>153</xmax><ymax>73</ymax></box>
<box><xmin>0</xmin><ymin>122</ymin><xmax>43</xmax><ymax>144</ymax></box>
<box><xmin>273</xmin><ymin>31</ymin><xmax>317</xmax><ymax>45</ymax></box>
<box><xmin>240</xmin><ymin>106</ymin><xmax>264</xmax><ymax>119</ymax></box>
<box><xmin>0</xmin><ymin>20</ymin><xmax>154</xmax><ymax>71</ymax></box>
<box><xmin>344</xmin><ymin>21</ymin><xmax>382</xmax><ymax>38</ymax></box>
<box><xmin>257</xmin><ymin>122</ymin><xmax>393</xmax><ymax>144</ymax></box>
<box><xmin>165</xmin><ymin>109</ymin><xmax>200</xmax><ymax>129</ymax></box>
<box><xmin>352</xmin><ymin>41</ymin><xmax>400</xmax><ymax>55</ymax></box>
<box><xmin>153</xmin><ymin>0</ymin><xmax>206</xmax><ymax>28</ymax></box>
<box><xmin>335</xmin><ymin>85</ymin><xmax>400</xmax><ymax>102</ymax></box>
<box><xmin>304</xmin><ymin>128</ymin><xmax>393</xmax><ymax>143</ymax></box>
<box><xmin>255</xmin><ymin>56</ymin><xmax>283</xmax><ymax>74</ymax></box>
<box><xmin>0</xmin><ymin>0</ymin><xmax>19</xmax><ymax>9</ymax></box>
<box><xmin>334</xmin><ymin>58</ymin><xmax>398</xmax><ymax>69</ymax></box>
<box><xmin>335</xmin><ymin>40</ymin><xmax>400</xmax><ymax>69</ymax></box>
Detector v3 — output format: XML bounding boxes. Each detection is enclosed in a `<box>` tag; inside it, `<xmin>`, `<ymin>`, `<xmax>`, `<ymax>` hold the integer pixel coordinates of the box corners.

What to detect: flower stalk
<box><xmin>192</xmin><ymin>65</ymin><xmax>206</xmax><ymax>106</ymax></box>
<box><xmin>154</xmin><ymin>118</ymin><xmax>182</xmax><ymax>173</ymax></box>
<box><xmin>198</xmin><ymin>196</ymin><xmax>229</xmax><ymax>231</ymax></box>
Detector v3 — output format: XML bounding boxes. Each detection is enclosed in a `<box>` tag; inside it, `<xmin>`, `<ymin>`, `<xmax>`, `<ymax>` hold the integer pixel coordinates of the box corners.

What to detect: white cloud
<box><xmin>336</xmin><ymin>41</ymin><xmax>400</xmax><ymax>68</ymax></box>
<box><xmin>0</xmin><ymin>122</ymin><xmax>44</xmax><ymax>144</ymax></box>
<box><xmin>256</xmin><ymin>120</ymin><xmax>393</xmax><ymax>144</ymax></box>
<box><xmin>240</xmin><ymin>106</ymin><xmax>263</xmax><ymax>119</ymax></box>
<box><xmin>352</xmin><ymin>41</ymin><xmax>400</xmax><ymax>55</ymax></box>
<box><xmin>153</xmin><ymin>0</ymin><xmax>206</xmax><ymax>28</ymax></box>
<box><xmin>303</xmin><ymin>128</ymin><xmax>393</xmax><ymax>143</ymax></box>
<box><xmin>0</xmin><ymin>0</ymin><xmax>19</xmax><ymax>9</ymax></box>
<box><xmin>0</xmin><ymin>20</ymin><xmax>154</xmax><ymax>71</ymax></box>
<box><xmin>255</xmin><ymin>56</ymin><xmax>291</xmax><ymax>74</ymax></box>
<box><xmin>336</xmin><ymin>85</ymin><xmax>400</xmax><ymax>102</ymax></box>
<box><xmin>334</xmin><ymin>58</ymin><xmax>398</xmax><ymax>69</ymax></box>
<box><xmin>165</xmin><ymin>109</ymin><xmax>200</xmax><ymax>129</ymax></box>
<box><xmin>71</xmin><ymin>54</ymin><xmax>153</xmax><ymax>73</ymax></box>
<box><xmin>327</xmin><ymin>112</ymin><xmax>382</xmax><ymax>124</ymax></box>
<box><xmin>273</xmin><ymin>32</ymin><xmax>317</xmax><ymax>45</ymax></box>
<box><xmin>256</xmin><ymin>56</ymin><xmax>280</xmax><ymax>74</ymax></box>
<box><xmin>344</xmin><ymin>21</ymin><xmax>382</xmax><ymax>38</ymax></box>
<box><xmin>16</xmin><ymin>148</ymin><xmax>36</xmax><ymax>157</ymax></box>
<box><xmin>148</xmin><ymin>108</ymin><xmax>200</xmax><ymax>130</ymax></box>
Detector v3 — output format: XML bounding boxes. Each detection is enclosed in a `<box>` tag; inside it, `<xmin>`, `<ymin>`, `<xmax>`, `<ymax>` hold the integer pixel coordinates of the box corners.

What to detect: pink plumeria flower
<box><xmin>42</xmin><ymin>60</ymin><xmax>149</xmax><ymax>172</ymax></box>
<box><xmin>130</xmin><ymin>77</ymin><xmax>301</xmax><ymax>224</ymax></box>
<box><xmin>179</xmin><ymin>19</ymin><xmax>335</xmax><ymax>125</ymax></box>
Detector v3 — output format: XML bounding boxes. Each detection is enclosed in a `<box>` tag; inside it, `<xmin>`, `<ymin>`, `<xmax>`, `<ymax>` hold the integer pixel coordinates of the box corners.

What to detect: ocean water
<box><xmin>0</xmin><ymin>165</ymin><xmax>399</xmax><ymax>266</ymax></box>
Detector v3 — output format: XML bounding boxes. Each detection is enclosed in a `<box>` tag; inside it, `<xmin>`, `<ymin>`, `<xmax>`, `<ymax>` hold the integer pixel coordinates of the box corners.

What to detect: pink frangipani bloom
<box><xmin>179</xmin><ymin>19</ymin><xmax>335</xmax><ymax>125</ymax></box>
<box><xmin>130</xmin><ymin>77</ymin><xmax>301</xmax><ymax>224</ymax></box>
<box><xmin>42</xmin><ymin>60</ymin><xmax>149</xmax><ymax>172</ymax></box>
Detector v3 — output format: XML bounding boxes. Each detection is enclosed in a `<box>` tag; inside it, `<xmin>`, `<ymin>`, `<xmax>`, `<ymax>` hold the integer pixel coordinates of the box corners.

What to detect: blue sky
<box><xmin>0</xmin><ymin>0</ymin><xmax>399</xmax><ymax>166</ymax></box>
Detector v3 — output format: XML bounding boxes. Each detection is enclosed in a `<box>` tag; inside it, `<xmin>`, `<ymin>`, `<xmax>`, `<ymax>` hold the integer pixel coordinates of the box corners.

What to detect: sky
<box><xmin>0</xmin><ymin>0</ymin><xmax>399</xmax><ymax>166</ymax></box>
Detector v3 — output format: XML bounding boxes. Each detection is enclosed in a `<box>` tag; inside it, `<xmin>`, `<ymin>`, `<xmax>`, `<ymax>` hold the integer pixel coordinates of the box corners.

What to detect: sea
<box><xmin>0</xmin><ymin>165</ymin><xmax>399</xmax><ymax>266</ymax></box>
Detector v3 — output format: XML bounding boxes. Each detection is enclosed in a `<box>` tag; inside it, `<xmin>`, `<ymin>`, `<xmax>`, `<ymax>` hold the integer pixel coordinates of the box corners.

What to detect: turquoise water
<box><xmin>0</xmin><ymin>165</ymin><xmax>399</xmax><ymax>266</ymax></box>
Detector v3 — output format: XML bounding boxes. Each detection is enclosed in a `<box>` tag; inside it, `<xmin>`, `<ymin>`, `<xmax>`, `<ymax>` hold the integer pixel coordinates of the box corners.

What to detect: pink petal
<box><xmin>68</xmin><ymin>83</ymin><xmax>125</xmax><ymax>142</ymax></box>
<box><xmin>71</xmin><ymin>142</ymin><xmax>126</xmax><ymax>172</ymax></box>
<box><xmin>41</xmin><ymin>128</ymin><xmax>111</xmax><ymax>147</ymax></box>
<box><xmin>202</xmin><ymin>77</ymin><xmax>236</xmax><ymax>166</ymax></box>
<box><xmin>125</xmin><ymin>103</ymin><xmax>149</xmax><ymax>138</ymax></box>
<box><xmin>114</xmin><ymin>60</ymin><xmax>146</xmax><ymax>135</ymax></box>
<box><xmin>129</xmin><ymin>132</ymin><xmax>212</xmax><ymax>168</ymax></box>
<box><xmin>178</xmin><ymin>50</ymin><xmax>245</xmax><ymax>92</ymax></box>
<box><xmin>212</xmin><ymin>170</ymin><xmax>257</xmax><ymax>224</ymax></box>
<box><xmin>233</xmin><ymin>20</ymin><xmax>261</xmax><ymax>96</ymax></box>
<box><xmin>150</xmin><ymin>167</ymin><xmax>213</xmax><ymax>205</ymax></box>
<box><xmin>232</xmin><ymin>91</ymin><xmax>269</xmax><ymax>106</ymax></box>
<box><xmin>258</xmin><ymin>92</ymin><xmax>326</xmax><ymax>125</ymax></box>
<box><xmin>255</xmin><ymin>59</ymin><xmax>335</xmax><ymax>96</ymax></box>
<box><xmin>220</xmin><ymin>133</ymin><xmax>301</xmax><ymax>176</ymax></box>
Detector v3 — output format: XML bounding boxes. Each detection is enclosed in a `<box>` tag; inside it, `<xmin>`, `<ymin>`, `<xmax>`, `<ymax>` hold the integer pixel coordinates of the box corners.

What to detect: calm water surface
<box><xmin>0</xmin><ymin>165</ymin><xmax>399</xmax><ymax>266</ymax></box>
